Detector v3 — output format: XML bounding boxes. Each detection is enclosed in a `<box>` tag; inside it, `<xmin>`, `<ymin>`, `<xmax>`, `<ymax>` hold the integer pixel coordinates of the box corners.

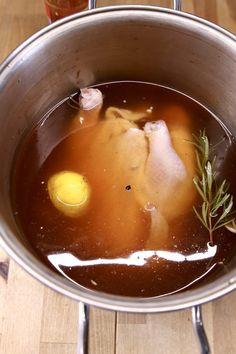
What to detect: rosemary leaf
<box><xmin>225</xmin><ymin>219</ymin><xmax>236</xmax><ymax>233</ymax></box>
<box><xmin>203</xmin><ymin>134</ymin><xmax>209</xmax><ymax>160</ymax></box>
<box><xmin>195</xmin><ymin>150</ymin><xmax>203</xmax><ymax>173</ymax></box>
<box><xmin>201</xmin><ymin>173</ymin><xmax>207</xmax><ymax>197</ymax></box>
<box><xmin>201</xmin><ymin>202</ymin><xmax>209</xmax><ymax>226</ymax></box>
<box><xmin>193</xmin><ymin>206</ymin><xmax>208</xmax><ymax>229</ymax></box>
<box><xmin>214</xmin><ymin>219</ymin><xmax>235</xmax><ymax>231</ymax></box>
<box><xmin>193</xmin><ymin>177</ymin><xmax>206</xmax><ymax>201</ymax></box>
<box><xmin>211</xmin><ymin>193</ymin><xmax>231</xmax><ymax>216</ymax></box>
<box><xmin>212</xmin><ymin>180</ymin><xmax>227</xmax><ymax>206</ymax></box>
<box><xmin>192</xmin><ymin>130</ymin><xmax>236</xmax><ymax>244</ymax></box>
<box><xmin>206</xmin><ymin>161</ymin><xmax>213</xmax><ymax>195</ymax></box>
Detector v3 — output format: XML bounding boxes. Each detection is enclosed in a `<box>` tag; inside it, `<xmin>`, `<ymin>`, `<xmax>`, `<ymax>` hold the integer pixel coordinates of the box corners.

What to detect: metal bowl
<box><xmin>0</xmin><ymin>3</ymin><xmax>236</xmax><ymax>352</ymax></box>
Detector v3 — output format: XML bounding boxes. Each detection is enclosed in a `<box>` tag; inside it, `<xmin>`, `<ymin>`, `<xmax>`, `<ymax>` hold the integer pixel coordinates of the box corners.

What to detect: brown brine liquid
<box><xmin>12</xmin><ymin>81</ymin><xmax>236</xmax><ymax>297</ymax></box>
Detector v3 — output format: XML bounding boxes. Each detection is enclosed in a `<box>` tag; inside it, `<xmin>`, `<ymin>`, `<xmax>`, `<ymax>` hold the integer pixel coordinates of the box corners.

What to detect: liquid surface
<box><xmin>12</xmin><ymin>82</ymin><xmax>236</xmax><ymax>297</ymax></box>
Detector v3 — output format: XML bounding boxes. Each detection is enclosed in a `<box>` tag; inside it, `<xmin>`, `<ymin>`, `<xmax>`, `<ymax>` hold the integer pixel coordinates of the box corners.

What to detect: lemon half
<box><xmin>47</xmin><ymin>171</ymin><xmax>91</xmax><ymax>217</ymax></box>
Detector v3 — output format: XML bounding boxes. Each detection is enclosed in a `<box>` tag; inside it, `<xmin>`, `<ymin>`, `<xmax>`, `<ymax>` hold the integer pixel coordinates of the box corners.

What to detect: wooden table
<box><xmin>0</xmin><ymin>1</ymin><xmax>236</xmax><ymax>353</ymax></box>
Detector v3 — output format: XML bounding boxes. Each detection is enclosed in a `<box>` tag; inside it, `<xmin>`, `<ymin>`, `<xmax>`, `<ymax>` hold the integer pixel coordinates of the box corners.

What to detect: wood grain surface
<box><xmin>0</xmin><ymin>1</ymin><xmax>236</xmax><ymax>353</ymax></box>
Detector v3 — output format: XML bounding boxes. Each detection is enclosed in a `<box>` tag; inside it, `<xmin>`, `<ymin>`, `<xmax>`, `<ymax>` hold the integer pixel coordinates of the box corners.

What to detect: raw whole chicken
<box><xmin>63</xmin><ymin>88</ymin><xmax>196</xmax><ymax>255</ymax></box>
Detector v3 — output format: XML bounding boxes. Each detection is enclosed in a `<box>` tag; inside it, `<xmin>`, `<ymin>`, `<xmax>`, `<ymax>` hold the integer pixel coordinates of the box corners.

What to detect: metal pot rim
<box><xmin>1</xmin><ymin>5</ymin><xmax>236</xmax><ymax>313</ymax></box>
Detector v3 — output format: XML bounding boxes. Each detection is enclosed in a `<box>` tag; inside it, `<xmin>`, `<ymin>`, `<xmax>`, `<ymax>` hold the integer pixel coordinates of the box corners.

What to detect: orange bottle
<box><xmin>44</xmin><ymin>0</ymin><xmax>88</xmax><ymax>22</ymax></box>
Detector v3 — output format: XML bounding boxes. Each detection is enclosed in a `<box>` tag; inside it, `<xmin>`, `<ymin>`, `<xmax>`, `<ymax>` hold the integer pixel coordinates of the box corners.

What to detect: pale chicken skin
<box><xmin>49</xmin><ymin>88</ymin><xmax>196</xmax><ymax>255</ymax></box>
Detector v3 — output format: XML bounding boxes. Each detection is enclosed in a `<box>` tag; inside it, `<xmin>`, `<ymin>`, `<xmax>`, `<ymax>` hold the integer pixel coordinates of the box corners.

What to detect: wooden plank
<box><xmin>116</xmin><ymin>310</ymin><xmax>199</xmax><ymax>354</ymax></box>
<box><xmin>116</xmin><ymin>297</ymin><xmax>236</xmax><ymax>354</ymax></box>
<box><xmin>192</xmin><ymin>0</ymin><xmax>218</xmax><ymax>23</ymax></box>
<box><xmin>212</xmin><ymin>291</ymin><xmax>236</xmax><ymax>354</ymax></box>
<box><xmin>118</xmin><ymin>312</ymin><xmax>147</xmax><ymax>324</ymax></box>
<box><xmin>0</xmin><ymin>0</ymin><xmax>47</xmax><ymax>62</ymax></box>
<box><xmin>183</xmin><ymin>0</ymin><xmax>236</xmax><ymax>34</ymax></box>
<box><xmin>40</xmin><ymin>343</ymin><xmax>77</xmax><ymax>354</ymax></box>
<box><xmin>40</xmin><ymin>287</ymin><xmax>78</xmax><ymax>344</ymax></box>
<box><xmin>89</xmin><ymin>307</ymin><xmax>116</xmax><ymax>354</ymax></box>
<box><xmin>0</xmin><ymin>261</ymin><xmax>45</xmax><ymax>354</ymax></box>
<box><xmin>217</xmin><ymin>0</ymin><xmax>236</xmax><ymax>33</ymax></box>
<box><xmin>0</xmin><ymin>250</ymin><xmax>9</xmax><ymax>337</ymax></box>
<box><xmin>202</xmin><ymin>302</ymin><xmax>214</xmax><ymax>351</ymax></box>
<box><xmin>182</xmin><ymin>0</ymin><xmax>194</xmax><ymax>14</ymax></box>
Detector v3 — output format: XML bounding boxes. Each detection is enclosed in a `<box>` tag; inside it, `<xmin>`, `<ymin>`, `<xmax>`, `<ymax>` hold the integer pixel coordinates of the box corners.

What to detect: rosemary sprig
<box><xmin>192</xmin><ymin>130</ymin><xmax>236</xmax><ymax>245</ymax></box>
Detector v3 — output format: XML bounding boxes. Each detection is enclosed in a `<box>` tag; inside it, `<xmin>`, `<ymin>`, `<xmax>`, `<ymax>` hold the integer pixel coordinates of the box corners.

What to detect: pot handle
<box><xmin>192</xmin><ymin>305</ymin><xmax>211</xmax><ymax>354</ymax></box>
<box><xmin>77</xmin><ymin>302</ymin><xmax>90</xmax><ymax>354</ymax></box>
<box><xmin>88</xmin><ymin>0</ymin><xmax>182</xmax><ymax>11</ymax></box>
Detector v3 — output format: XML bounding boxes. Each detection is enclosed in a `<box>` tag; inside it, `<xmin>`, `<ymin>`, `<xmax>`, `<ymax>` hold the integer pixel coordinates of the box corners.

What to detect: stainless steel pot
<box><xmin>1</xmin><ymin>0</ymin><xmax>236</xmax><ymax>353</ymax></box>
